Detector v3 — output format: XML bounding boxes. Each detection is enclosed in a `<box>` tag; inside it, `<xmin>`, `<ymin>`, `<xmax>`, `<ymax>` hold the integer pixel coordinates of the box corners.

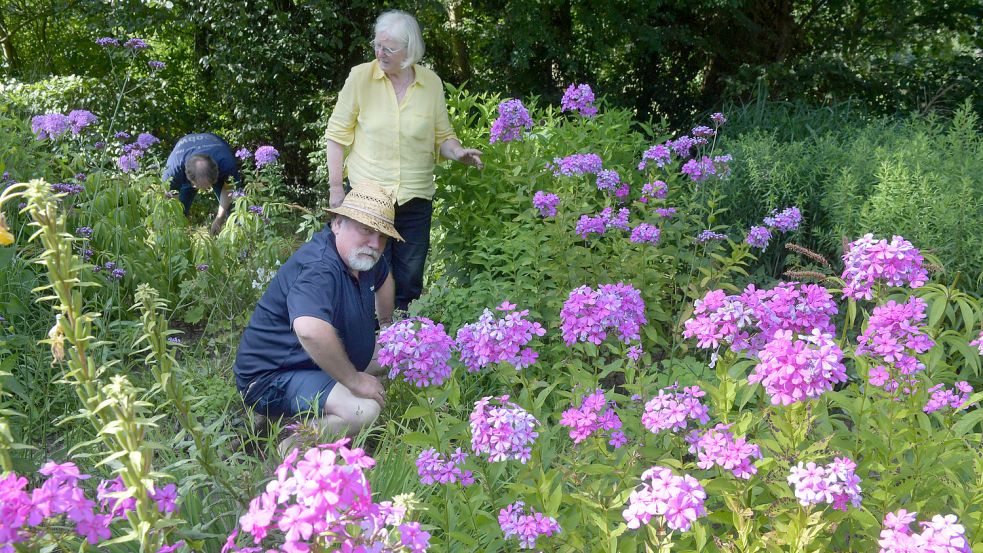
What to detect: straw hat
<box><xmin>325</xmin><ymin>182</ymin><xmax>404</xmax><ymax>241</ymax></box>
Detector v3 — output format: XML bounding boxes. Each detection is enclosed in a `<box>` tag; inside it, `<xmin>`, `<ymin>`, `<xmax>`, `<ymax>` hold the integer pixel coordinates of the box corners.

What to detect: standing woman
<box><xmin>325</xmin><ymin>10</ymin><xmax>483</xmax><ymax>313</ymax></box>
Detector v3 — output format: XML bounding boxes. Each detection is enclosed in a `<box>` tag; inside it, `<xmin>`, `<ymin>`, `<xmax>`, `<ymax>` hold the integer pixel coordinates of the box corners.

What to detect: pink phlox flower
<box><xmin>559</xmin><ymin>283</ymin><xmax>646</xmax><ymax>346</ymax></box>
<box><xmin>558</xmin><ymin>388</ymin><xmax>625</xmax><ymax>447</ymax></box>
<box><xmin>498</xmin><ymin>500</ymin><xmax>561</xmax><ymax>550</ymax></box>
<box><xmin>685</xmin><ymin>423</ymin><xmax>762</xmax><ymax>479</ymax></box>
<box><xmin>398</xmin><ymin>522</ymin><xmax>431</xmax><ymax>552</ymax></box>
<box><xmin>416</xmin><ymin>448</ymin><xmax>474</xmax><ymax>486</ymax></box>
<box><xmin>490</xmin><ymin>99</ymin><xmax>533</xmax><ymax>143</ymax></box>
<box><xmin>532</xmin><ymin>191</ymin><xmax>560</xmax><ymax>217</ymax></box>
<box><xmin>378</xmin><ymin>317</ymin><xmax>455</xmax><ymax>387</ymax></box>
<box><xmin>857</xmin><ymin>297</ymin><xmax>934</xmax><ymax>393</ymax></box>
<box><xmin>150</xmin><ymin>483</ymin><xmax>179</xmax><ymax>513</ymax></box>
<box><xmin>970</xmin><ymin>330</ymin><xmax>983</xmax><ymax>356</ymax></box>
<box><xmin>842</xmin><ymin>234</ymin><xmax>928</xmax><ymax>300</ymax></box>
<box><xmin>878</xmin><ymin>510</ymin><xmax>970</xmax><ymax>553</ymax></box>
<box><xmin>456</xmin><ymin>304</ymin><xmax>545</xmax><ymax>372</ymax></box>
<box><xmin>924</xmin><ymin>381</ymin><xmax>973</xmax><ymax>414</ymax></box>
<box><xmin>74</xmin><ymin>511</ymin><xmax>112</xmax><ymax>544</ymax></box>
<box><xmin>787</xmin><ymin>456</ymin><xmax>862</xmax><ymax>511</ymax></box>
<box><xmin>623</xmin><ymin>466</ymin><xmax>706</xmax><ymax>532</ymax></box>
<box><xmin>748</xmin><ymin>329</ymin><xmax>847</xmax><ymax>406</ymax></box>
<box><xmin>642</xmin><ymin>384</ymin><xmax>710</xmax><ymax>434</ymax></box>
<box><xmin>470</xmin><ymin>396</ymin><xmax>540</xmax><ymax>463</ymax></box>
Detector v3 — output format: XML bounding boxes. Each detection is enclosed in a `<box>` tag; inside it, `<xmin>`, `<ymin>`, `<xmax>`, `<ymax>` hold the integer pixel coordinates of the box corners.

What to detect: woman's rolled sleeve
<box><xmin>433</xmin><ymin>85</ymin><xmax>458</xmax><ymax>153</ymax></box>
<box><xmin>325</xmin><ymin>71</ymin><xmax>360</xmax><ymax>147</ymax></box>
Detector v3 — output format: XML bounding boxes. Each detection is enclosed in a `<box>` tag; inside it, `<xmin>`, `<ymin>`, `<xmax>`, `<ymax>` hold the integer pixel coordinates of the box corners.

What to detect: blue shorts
<box><xmin>243</xmin><ymin>370</ymin><xmax>337</xmax><ymax>419</ymax></box>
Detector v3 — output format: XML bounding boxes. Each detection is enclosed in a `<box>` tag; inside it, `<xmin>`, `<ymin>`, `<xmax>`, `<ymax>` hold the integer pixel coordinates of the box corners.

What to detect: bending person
<box><xmin>162</xmin><ymin>132</ymin><xmax>242</xmax><ymax>235</ymax></box>
<box><xmin>233</xmin><ymin>183</ymin><xmax>400</xmax><ymax>445</ymax></box>
<box><xmin>325</xmin><ymin>9</ymin><xmax>482</xmax><ymax>312</ymax></box>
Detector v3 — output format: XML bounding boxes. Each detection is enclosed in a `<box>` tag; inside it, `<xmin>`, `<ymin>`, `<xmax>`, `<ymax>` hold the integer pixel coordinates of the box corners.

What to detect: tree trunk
<box><xmin>445</xmin><ymin>0</ymin><xmax>472</xmax><ymax>82</ymax></box>
<box><xmin>0</xmin><ymin>10</ymin><xmax>20</xmax><ymax>75</ymax></box>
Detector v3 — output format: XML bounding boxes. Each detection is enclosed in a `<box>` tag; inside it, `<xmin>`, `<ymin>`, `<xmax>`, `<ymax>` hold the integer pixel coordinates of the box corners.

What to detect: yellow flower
<box><xmin>0</xmin><ymin>214</ymin><xmax>13</xmax><ymax>246</ymax></box>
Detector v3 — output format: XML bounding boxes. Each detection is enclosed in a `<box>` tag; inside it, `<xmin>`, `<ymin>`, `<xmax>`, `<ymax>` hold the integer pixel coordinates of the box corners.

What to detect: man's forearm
<box><xmin>376</xmin><ymin>273</ymin><xmax>395</xmax><ymax>326</ymax></box>
<box><xmin>294</xmin><ymin>316</ymin><xmax>359</xmax><ymax>386</ymax></box>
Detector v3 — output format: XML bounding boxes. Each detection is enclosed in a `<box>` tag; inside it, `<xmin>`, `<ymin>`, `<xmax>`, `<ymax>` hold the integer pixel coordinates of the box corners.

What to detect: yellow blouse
<box><xmin>325</xmin><ymin>60</ymin><xmax>458</xmax><ymax>204</ymax></box>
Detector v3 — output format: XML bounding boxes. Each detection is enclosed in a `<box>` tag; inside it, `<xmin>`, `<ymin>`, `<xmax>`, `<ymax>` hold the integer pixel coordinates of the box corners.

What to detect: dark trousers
<box><xmin>384</xmin><ymin>198</ymin><xmax>433</xmax><ymax>312</ymax></box>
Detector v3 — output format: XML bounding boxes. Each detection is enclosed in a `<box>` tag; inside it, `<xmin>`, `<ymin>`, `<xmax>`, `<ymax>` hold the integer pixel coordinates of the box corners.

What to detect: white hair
<box><xmin>374</xmin><ymin>10</ymin><xmax>425</xmax><ymax>69</ymax></box>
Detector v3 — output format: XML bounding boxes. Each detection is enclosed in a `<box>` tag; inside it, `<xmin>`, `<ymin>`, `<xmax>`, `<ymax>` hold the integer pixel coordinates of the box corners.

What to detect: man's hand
<box><xmin>209</xmin><ymin>218</ymin><xmax>223</xmax><ymax>236</ymax></box>
<box><xmin>329</xmin><ymin>185</ymin><xmax>346</xmax><ymax>208</ymax></box>
<box><xmin>344</xmin><ymin>372</ymin><xmax>386</xmax><ymax>408</ymax></box>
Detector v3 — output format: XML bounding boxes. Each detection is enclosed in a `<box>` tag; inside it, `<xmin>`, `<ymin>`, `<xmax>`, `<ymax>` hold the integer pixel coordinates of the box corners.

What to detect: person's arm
<box><xmin>375</xmin><ymin>272</ymin><xmax>395</xmax><ymax>328</ymax></box>
<box><xmin>293</xmin><ymin>316</ymin><xmax>386</xmax><ymax>407</ymax></box>
<box><xmin>327</xmin><ymin>139</ymin><xmax>347</xmax><ymax>208</ymax></box>
<box><xmin>439</xmin><ymin>138</ymin><xmax>483</xmax><ymax>169</ymax></box>
<box><xmin>210</xmin><ymin>184</ymin><xmax>232</xmax><ymax>236</ymax></box>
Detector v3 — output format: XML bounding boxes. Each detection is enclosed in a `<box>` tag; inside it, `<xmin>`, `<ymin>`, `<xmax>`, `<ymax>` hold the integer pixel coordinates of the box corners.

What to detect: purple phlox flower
<box><xmin>697</xmin><ymin>229</ymin><xmax>727</xmax><ymax>242</ymax></box>
<box><xmin>878</xmin><ymin>511</ymin><xmax>970</xmax><ymax>553</ymax></box>
<box><xmin>196</xmin><ymin>263</ymin><xmax>209</xmax><ymax>272</ymax></box>
<box><xmin>51</xmin><ymin>182</ymin><xmax>85</xmax><ymax>195</ymax></box>
<box><xmin>229</xmin><ymin>190</ymin><xmax>246</xmax><ymax>199</ymax></box>
<box><xmin>787</xmin><ymin>456</ymin><xmax>862</xmax><ymax>511</ymax></box>
<box><xmin>924</xmin><ymin>381</ymin><xmax>973</xmax><ymax>414</ymax></box>
<box><xmin>74</xmin><ymin>173</ymin><xmax>86</xmax><ymax>182</ymax></box>
<box><xmin>680</xmin><ymin>156</ymin><xmax>717</xmax><ymax>182</ymax></box>
<box><xmin>532</xmin><ymin>191</ymin><xmax>560</xmax><ymax>218</ymax></box>
<box><xmin>711</xmin><ymin>112</ymin><xmax>727</xmax><ymax>126</ymax></box>
<box><xmin>575</xmin><ymin>210</ymin><xmax>609</xmax><ymax>239</ymax></box>
<box><xmin>560</xmin><ymin>283</ymin><xmax>646</xmax><ymax>346</ymax></box>
<box><xmin>97</xmin><ymin>475</ymin><xmax>136</xmax><ymax>518</ymax></box>
<box><xmin>745</xmin><ymin>225</ymin><xmax>772</xmax><ymax>249</ymax></box>
<box><xmin>248</xmin><ymin>205</ymin><xmax>264</xmax><ymax>215</ymax></box>
<box><xmin>549</xmin><ymin>153</ymin><xmax>603</xmax><ymax>176</ymax></box>
<box><xmin>398</xmin><ymin>522</ymin><xmax>431</xmax><ymax>552</ymax></box>
<box><xmin>763</xmin><ymin>206</ymin><xmax>802</xmax><ymax>233</ymax></box>
<box><xmin>489</xmin><ymin>98</ymin><xmax>534</xmax><ymax>143</ymax></box>
<box><xmin>627</xmin><ymin>345</ymin><xmax>643</xmax><ymax>361</ymax></box>
<box><xmin>118</xmin><ymin>152</ymin><xmax>142</xmax><ymax>173</ymax></box>
<box><xmin>148</xmin><ymin>60</ymin><xmax>165</xmax><ymax>70</ymax></box>
<box><xmin>667</xmin><ymin>135</ymin><xmax>707</xmax><ymax>158</ymax></box>
<box><xmin>604</xmin><ymin>207</ymin><xmax>630</xmax><ymax>231</ymax></box>
<box><xmin>749</xmin><ymin>328</ymin><xmax>847</xmax><ymax>406</ymax></box>
<box><xmin>114</xmin><ymin>131</ymin><xmax>131</xmax><ymax>140</ymax></box>
<box><xmin>150</xmin><ymin>483</ymin><xmax>179</xmax><ymax>514</ymax></box>
<box><xmin>639</xmin><ymin>180</ymin><xmax>668</xmax><ymax>202</ymax></box>
<box><xmin>642</xmin><ymin>383</ymin><xmax>710</xmax><ymax>434</ymax></box>
<box><xmin>456</xmin><ymin>303</ymin><xmax>546</xmax><ymax>372</ymax></box>
<box><xmin>254</xmin><ymin>145</ymin><xmax>280</xmax><ymax>168</ymax></box>
<box><xmin>559</xmin><ymin>388</ymin><xmax>625</xmax><ymax>447</ymax></box>
<box><xmin>595</xmin><ymin>169</ymin><xmax>621</xmax><ymax>193</ymax></box>
<box><xmin>561</xmin><ymin>83</ymin><xmax>598</xmax><ymax>117</ymax></box>
<box><xmin>623</xmin><ymin>466</ymin><xmax>707</xmax><ymax>532</ymax></box>
<box><xmin>656</xmin><ymin>207</ymin><xmax>677</xmax><ymax>218</ymax></box>
<box><xmin>136</xmin><ymin>132</ymin><xmax>160</xmax><ymax>150</ymax></box>
<box><xmin>156</xmin><ymin>541</ymin><xmax>186</xmax><ymax>553</ymax></box>
<box><xmin>416</xmin><ymin>448</ymin><xmax>474</xmax><ymax>486</ymax></box>
<box><xmin>638</xmin><ymin>144</ymin><xmax>672</xmax><ymax>171</ymax></box>
<box><xmin>67</xmin><ymin>110</ymin><xmax>98</xmax><ymax>135</ymax></box>
<box><xmin>498</xmin><ymin>500</ymin><xmax>561</xmax><ymax>550</ymax></box>
<box><xmin>235</xmin><ymin>147</ymin><xmax>252</xmax><ymax>160</ymax></box>
<box><xmin>691</xmin><ymin>125</ymin><xmax>716</xmax><ymax>138</ymax></box>
<box><xmin>971</xmin><ymin>331</ymin><xmax>983</xmax><ymax>356</ymax></box>
<box><xmin>167</xmin><ymin>337</ymin><xmax>182</xmax><ymax>344</ymax></box>
<box><xmin>95</xmin><ymin>37</ymin><xmax>120</xmax><ymax>47</ymax></box>
<box><xmin>856</xmin><ymin>297</ymin><xmax>934</xmax><ymax>394</ymax></box>
<box><xmin>110</xmin><ymin>268</ymin><xmax>126</xmax><ymax>280</ymax></box>
<box><xmin>123</xmin><ymin>38</ymin><xmax>149</xmax><ymax>49</ymax></box>
<box><xmin>470</xmin><ymin>395</ymin><xmax>540</xmax><ymax>463</ymax></box>
<box><xmin>841</xmin><ymin>234</ymin><xmax>928</xmax><ymax>300</ymax></box>
<box><xmin>76</xmin><ymin>226</ymin><xmax>93</xmax><ymax>238</ymax></box>
<box><xmin>378</xmin><ymin>317</ymin><xmax>455</xmax><ymax>387</ymax></box>
<box><xmin>685</xmin><ymin>423</ymin><xmax>761</xmax><ymax>479</ymax></box>
<box><xmin>630</xmin><ymin>223</ymin><xmax>660</xmax><ymax>245</ymax></box>
<box><xmin>31</xmin><ymin>113</ymin><xmax>70</xmax><ymax>140</ymax></box>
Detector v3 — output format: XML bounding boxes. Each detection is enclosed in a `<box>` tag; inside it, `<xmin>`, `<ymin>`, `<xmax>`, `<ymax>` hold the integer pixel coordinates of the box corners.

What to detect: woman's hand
<box><xmin>456</xmin><ymin>148</ymin><xmax>484</xmax><ymax>169</ymax></box>
<box><xmin>329</xmin><ymin>185</ymin><xmax>346</xmax><ymax>208</ymax></box>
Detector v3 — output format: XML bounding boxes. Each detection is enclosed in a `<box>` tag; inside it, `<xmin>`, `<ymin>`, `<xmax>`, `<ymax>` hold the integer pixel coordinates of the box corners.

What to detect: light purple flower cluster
<box><xmin>558</xmin><ymin>388</ymin><xmax>626</xmax><ymax>448</ymax></box>
<box><xmin>455</xmin><ymin>301</ymin><xmax>546</xmax><ymax>372</ymax></box>
<box><xmin>971</xmin><ymin>331</ymin><xmax>983</xmax><ymax>355</ymax></box>
<box><xmin>489</xmin><ymin>99</ymin><xmax>533</xmax><ymax>143</ymax></box>
<box><xmin>549</xmin><ymin>153</ymin><xmax>603</xmax><ymax>176</ymax></box>
<box><xmin>630</xmin><ymin>223</ymin><xmax>660</xmax><ymax>245</ymax></box>
<box><xmin>745</xmin><ymin>225</ymin><xmax>772</xmax><ymax>249</ymax></box>
<box><xmin>377</xmin><ymin>317</ymin><xmax>455</xmax><ymax>388</ymax></box>
<box><xmin>229</xmin><ymin>440</ymin><xmax>429</xmax><ymax>553</ymax></box>
<box><xmin>51</xmin><ymin>182</ymin><xmax>85</xmax><ymax>195</ymax></box>
<box><xmin>559</xmin><ymin>283</ymin><xmax>647</xmax><ymax>346</ymax></box>
<box><xmin>575</xmin><ymin>211</ymin><xmax>608</xmax><ymax>239</ymax></box>
<box><xmin>656</xmin><ymin>207</ymin><xmax>677</xmax><ymax>218</ymax></box>
<box><xmin>638</xmin><ymin>144</ymin><xmax>671</xmax><ymax>170</ymax></box>
<box><xmin>31</xmin><ymin>110</ymin><xmax>98</xmax><ymax>140</ymax></box>
<box><xmin>680</xmin><ymin>156</ymin><xmax>714</xmax><ymax>182</ymax></box>
<box><xmin>841</xmin><ymin>234</ymin><xmax>928</xmax><ymax>300</ymax></box>
<box><xmin>763</xmin><ymin>206</ymin><xmax>802</xmax><ymax>232</ymax></box>
<box><xmin>595</xmin><ymin>169</ymin><xmax>620</xmax><ymax>193</ymax></box>
<box><xmin>235</xmin><ymin>147</ymin><xmax>252</xmax><ymax>160</ymax></box>
<box><xmin>691</xmin><ymin>125</ymin><xmax>715</xmax><ymax>138</ymax></box>
<box><xmin>685</xmin><ymin>423</ymin><xmax>761</xmax><ymax>479</ymax></box>
<box><xmin>470</xmin><ymin>395</ymin><xmax>540</xmax><ymax>463</ymax></box>
<box><xmin>117</xmin><ymin>132</ymin><xmax>160</xmax><ymax>173</ymax></box>
<box><xmin>148</xmin><ymin>60</ymin><xmax>165</xmax><ymax>70</ymax></box>
<box><xmin>667</xmin><ymin>135</ymin><xmax>706</xmax><ymax>158</ymax></box>
<box><xmin>416</xmin><ymin>448</ymin><xmax>474</xmax><ymax>486</ymax></box>
<box><xmin>878</xmin><ymin>510</ymin><xmax>970</xmax><ymax>553</ymax></box>
<box><xmin>124</xmin><ymin>38</ymin><xmax>148</xmax><ymax>50</ymax></box>
<box><xmin>498</xmin><ymin>500</ymin><xmax>562</xmax><ymax>550</ymax></box>
<box><xmin>623</xmin><ymin>466</ymin><xmax>707</xmax><ymax>532</ymax></box>
<box><xmin>560</xmin><ymin>83</ymin><xmax>598</xmax><ymax>117</ymax></box>
<box><xmin>924</xmin><ymin>381</ymin><xmax>973</xmax><ymax>414</ymax></box>
<box><xmin>254</xmin><ymin>145</ymin><xmax>279</xmax><ymax>169</ymax></box>
<box><xmin>641</xmin><ymin>384</ymin><xmax>710</xmax><ymax>434</ymax></box>
<box><xmin>857</xmin><ymin>297</ymin><xmax>934</xmax><ymax>394</ymax></box>
<box><xmin>711</xmin><ymin>112</ymin><xmax>727</xmax><ymax>126</ymax></box>
<box><xmin>532</xmin><ymin>191</ymin><xmax>560</xmax><ymax>217</ymax></box>
<box><xmin>75</xmin><ymin>226</ymin><xmax>93</xmax><ymax>238</ymax></box>
<box><xmin>787</xmin><ymin>456</ymin><xmax>862</xmax><ymax>511</ymax></box>
<box><xmin>749</xmin><ymin>329</ymin><xmax>847</xmax><ymax>405</ymax></box>
<box><xmin>95</xmin><ymin>37</ymin><xmax>119</xmax><ymax>47</ymax></box>
<box><xmin>697</xmin><ymin>230</ymin><xmax>728</xmax><ymax>242</ymax></box>
<box><xmin>97</xmin><ymin>475</ymin><xmax>178</xmax><ymax>516</ymax></box>
<box><xmin>603</xmin><ymin>207</ymin><xmax>630</xmax><ymax>231</ymax></box>
<box><xmin>196</xmin><ymin>263</ymin><xmax>209</xmax><ymax>272</ymax></box>
<box><xmin>639</xmin><ymin>180</ymin><xmax>668</xmax><ymax>202</ymax></box>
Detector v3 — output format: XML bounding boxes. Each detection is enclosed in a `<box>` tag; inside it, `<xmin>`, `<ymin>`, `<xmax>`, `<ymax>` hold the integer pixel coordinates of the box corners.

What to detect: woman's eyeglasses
<box><xmin>369</xmin><ymin>40</ymin><xmax>404</xmax><ymax>56</ymax></box>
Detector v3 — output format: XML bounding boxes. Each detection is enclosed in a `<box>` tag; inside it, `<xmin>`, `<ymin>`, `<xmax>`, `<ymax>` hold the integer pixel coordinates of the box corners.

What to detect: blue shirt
<box><xmin>233</xmin><ymin>226</ymin><xmax>389</xmax><ymax>394</ymax></box>
<box><xmin>162</xmin><ymin>133</ymin><xmax>241</xmax><ymax>212</ymax></box>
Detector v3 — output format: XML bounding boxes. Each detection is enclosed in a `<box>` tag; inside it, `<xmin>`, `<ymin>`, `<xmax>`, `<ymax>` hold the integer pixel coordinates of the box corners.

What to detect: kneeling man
<box><xmin>234</xmin><ymin>183</ymin><xmax>401</xmax><ymax>440</ymax></box>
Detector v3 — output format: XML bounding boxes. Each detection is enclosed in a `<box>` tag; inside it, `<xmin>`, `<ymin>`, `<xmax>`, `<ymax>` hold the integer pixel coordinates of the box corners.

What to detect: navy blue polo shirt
<box><xmin>233</xmin><ymin>226</ymin><xmax>389</xmax><ymax>394</ymax></box>
<box><xmin>162</xmin><ymin>133</ymin><xmax>242</xmax><ymax>213</ymax></box>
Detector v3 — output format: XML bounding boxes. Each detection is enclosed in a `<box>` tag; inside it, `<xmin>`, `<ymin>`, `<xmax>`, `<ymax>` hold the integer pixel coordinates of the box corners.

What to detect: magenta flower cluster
<box><xmin>31</xmin><ymin>110</ymin><xmax>98</xmax><ymax>140</ymax></box>
<box><xmin>857</xmin><ymin>297</ymin><xmax>934</xmax><ymax>395</ymax></box>
<box><xmin>639</xmin><ymin>180</ymin><xmax>668</xmax><ymax>202</ymax></box>
<box><xmin>532</xmin><ymin>191</ymin><xmax>560</xmax><ymax>217</ymax></box>
<box><xmin>641</xmin><ymin>384</ymin><xmax>710</xmax><ymax>434</ymax></box>
<box><xmin>575</xmin><ymin>211</ymin><xmax>608</xmax><ymax>239</ymax></box>
<box><xmin>623</xmin><ymin>466</ymin><xmax>707</xmax><ymax>532</ymax></box>
<box><xmin>470</xmin><ymin>395</ymin><xmax>540</xmax><ymax>463</ymax></box>
<box><xmin>559</xmin><ymin>283</ymin><xmax>647</xmax><ymax>346</ymax></box>
<box><xmin>924</xmin><ymin>381</ymin><xmax>973</xmax><ymax>414</ymax></box>
<box><xmin>455</xmin><ymin>301</ymin><xmax>546</xmax><ymax>372</ymax></box>
<box><xmin>548</xmin><ymin>153</ymin><xmax>603</xmax><ymax>176</ymax></box>
<box><xmin>878</xmin><ymin>510</ymin><xmax>970</xmax><ymax>553</ymax></box>
<box><xmin>745</xmin><ymin>225</ymin><xmax>772</xmax><ymax>249</ymax></box>
<box><xmin>560</xmin><ymin>83</ymin><xmax>598</xmax><ymax>117</ymax></box>
<box><xmin>490</xmin><ymin>98</ymin><xmax>534</xmax><ymax>143</ymax></box>
<box><xmin>971</xmin><ymin>331</ymin><xmax>983</xmax><ymax>356</ymax></box>
<box><xmin>630</xmin><ymin>223</ymin><xmax>661</xmax><ymax>245</ymax></box>
<box><xmin>558</xmin><ymin>388</ymin><xmax>626</xmax><ymax>448</ymax></box>
<box><xmin>230</xmin><ymin>440</ymin><xmax>429</xmax><ymax>553</ymax></box>
<box><xmin>685</xmin><ymin>423</ymin><xmax>761</xmax><ymax>479</ymax></box>
<box><xmin>378</xmin><ymin>317</ymin><xmax>455</xmax><ymax>388</ymax></box>
<box><xmin>749</xmin><ymin>328</ymin><xmax>847</xmax><ymax>406</ymax></box>
<box><xmin>763</xmin><ymin>206</ymin><xmax>802</xmax><ymax>232</ymax></box>
<box><xmin>498</xmin><ymin>500</ymin><xmax>562</xmax><ymax>550</ymax></box>
<box><xmin>841</xmin><ymin>234</ymin><xmax>928</xmax><ymax>300</ymax></box>
<box><xmin>787</xmin><ymin>456</ymin><xmax>862</xmax><ymax>511</ymax></box>
<box><xmin>416</xmin><ymin>448</ymin><xmax>474</xmax><ymax>486</ymax></box>
<box><xmin>254</xmin><ymin>145</ymin><xmax>279</xmax><ymax>169</ymax></box>
<box><xmin>680</xmin><ymin>155</ymin><xmax>730</xmax><ymax>183</ymax></box>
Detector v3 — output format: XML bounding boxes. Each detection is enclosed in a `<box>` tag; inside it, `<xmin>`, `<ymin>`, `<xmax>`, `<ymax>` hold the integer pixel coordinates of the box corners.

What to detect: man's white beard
<box><xmin>347</xmin><ymin>246</ymin><xmax>381</xmax><ymax>272</ymax></box>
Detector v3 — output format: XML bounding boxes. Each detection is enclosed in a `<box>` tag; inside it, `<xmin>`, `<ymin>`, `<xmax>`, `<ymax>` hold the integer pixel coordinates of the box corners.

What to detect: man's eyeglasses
<box><xmin>369</xmin><ymin>40</ymin><xmax>404</xmax><ymax>56</ymax></box>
